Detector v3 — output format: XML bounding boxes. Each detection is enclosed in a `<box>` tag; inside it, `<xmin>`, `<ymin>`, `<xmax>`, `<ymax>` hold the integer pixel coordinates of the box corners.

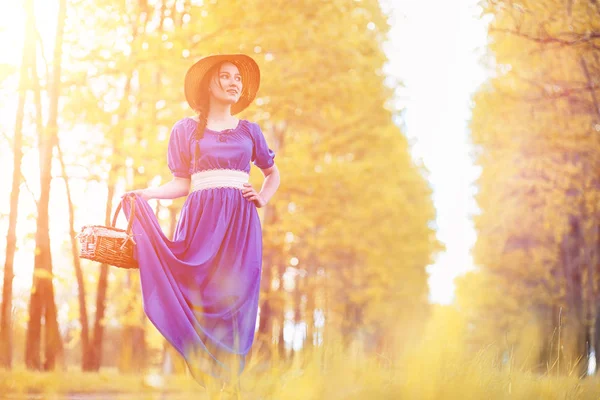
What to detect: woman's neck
<box><xmin>208</xmin><ymin>100</ymin><xmax>233</xmax><ymax>121</ymax></box>
<box><xmin>206</xmin><ymin>101</ymin><xmax>238</xmax><ymax>129</ymax></box>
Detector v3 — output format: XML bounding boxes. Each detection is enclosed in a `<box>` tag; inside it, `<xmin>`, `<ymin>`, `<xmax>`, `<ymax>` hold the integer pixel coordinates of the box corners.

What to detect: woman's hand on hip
<box><xmin>241</xmin><ymin>183</ymin><xmax>267</xmax><ymax>208</ymax></box>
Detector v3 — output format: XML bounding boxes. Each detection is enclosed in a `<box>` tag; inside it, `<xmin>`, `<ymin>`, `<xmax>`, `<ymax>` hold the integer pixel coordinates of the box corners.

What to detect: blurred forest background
<box><xmin>4</xmin><ymin>0</ymin><xmax>600</xmax><ymax>399</ymax></box>
<box><xmin>0</xmin><ymin>0</ymin><xmax>439</xmax><ymax>375</ymax></box>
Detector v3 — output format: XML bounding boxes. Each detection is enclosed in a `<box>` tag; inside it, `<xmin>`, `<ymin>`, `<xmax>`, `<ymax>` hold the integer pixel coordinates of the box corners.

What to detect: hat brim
<box><xmin>184</xmin><ymin>54</ymin><xmax>260</xmax><ymax>115</ymax></box>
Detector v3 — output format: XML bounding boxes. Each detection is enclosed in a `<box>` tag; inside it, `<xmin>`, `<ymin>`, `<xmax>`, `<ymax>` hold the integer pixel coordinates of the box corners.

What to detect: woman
<box><xmin>120</xmin><ymin>54</ymin><xmax>280</xmax><ymax>397</ymax></box>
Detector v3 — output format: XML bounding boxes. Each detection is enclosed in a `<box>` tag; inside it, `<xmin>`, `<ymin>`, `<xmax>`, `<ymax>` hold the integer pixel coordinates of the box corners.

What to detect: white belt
<box><xmin>189</xmin><ymin>169</ymin><xmax>249</xmax><ymax>193</ymax></box>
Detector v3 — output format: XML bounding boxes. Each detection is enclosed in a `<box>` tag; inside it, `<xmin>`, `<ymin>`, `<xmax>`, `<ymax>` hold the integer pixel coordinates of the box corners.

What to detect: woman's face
<box><xmin>208</xmin><ymin>62</ymin><xmax>243</xmax><ymax>106</ymax></box>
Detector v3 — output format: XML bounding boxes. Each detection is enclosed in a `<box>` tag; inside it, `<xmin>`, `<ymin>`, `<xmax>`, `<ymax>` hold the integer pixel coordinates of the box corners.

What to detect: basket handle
<box><xmin>112</xmin><ymin>194</ymin><xmax>136</xmax><ymax>234</ymax></box>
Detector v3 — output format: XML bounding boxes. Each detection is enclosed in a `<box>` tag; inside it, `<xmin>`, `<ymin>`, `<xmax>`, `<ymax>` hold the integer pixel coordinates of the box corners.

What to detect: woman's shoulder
<box><xmin>170</xmin><ymin>117</ymin><xmax>197</xmax><ymax>135</ymax></box>
<box><xmin>174</xmin><ymin>116</ymin><xmax>198</xmax><ymax>127</ymax></box>
<box><xmin>238</xmin><ymin>119</ymin><xmax>262</xmax><ymax>134</ymax></box>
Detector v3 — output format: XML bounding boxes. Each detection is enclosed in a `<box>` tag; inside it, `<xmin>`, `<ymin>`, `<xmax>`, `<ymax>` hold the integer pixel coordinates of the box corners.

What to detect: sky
<box><xmin>384</xmin><ymin>0</ymin><xmax>491</xmax><ymax>304</ymax></box>
<box><xmin>0</xmin><ymin>0</ymin><xmax>492</xmax><ymax>306</ymax></box>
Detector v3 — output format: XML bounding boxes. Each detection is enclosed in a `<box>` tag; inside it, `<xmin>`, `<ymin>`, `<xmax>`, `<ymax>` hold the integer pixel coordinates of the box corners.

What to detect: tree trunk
<box><xmin>87</xmin><ymin>182</ymin><xmax>116</xmax><ymax>371</ymax></box>
<box><xmin>304</xmin><ymin>251</ymin><xmax>317</xmax><ymax>352</ymax></box>
<box><xmin>595</xmin><ymin>225</ymin><xmax>600</xmax><ymax>374</ymax></box>
<box><xmin>558</xmin><ymin>219</ymin><xmax>586</xmax><ymax>375</ymax></box>
<box><xmin>276</xmin><ymin>261</ymin><xmax>287</xmax><ymax>361</ymax></box>
<box><xmin>0</xmin><ymin>0</ymin><xmax>35</xmax><ymax>367</ymax></box>
<box><xmin>257</xmin><ymin>263</ymin><xmax>273</xmax><ymax>359</ymax></box>
<box><xmin>57</xmin><ymin>143</ymin><xmax>91</xmax><ymax>370</ymax></box>
<box><xmin>25</xmin><ymin>0</ymin><xmax>67</xmax><ymax>371</ymax></box>
<box><xmin>594</xmin><ymin>302</ymin><xmax>600</xmax><ymax>375</ymax></box>
<box><xmin>292</xmin><ymin>270</ymin><xmax>303</xmax><ymax>359</ymax></box>
<box><xmin>87</xmin><ymin>65</ymin><xmax>134</xmax><ymax>370</ymax></box>
<box><xmin>257</xmin><ymin>199</ymin><xmax>278</xmax><ymax>360</ymax></box>
<box><xmin>45</xmin><ymin>0</ymin><xmax>68</xmax><ymax>368</ymax></box>
<box><xmin>24</xmin><ymin>16</ymin><xmax>44</xmax><ymax>370</ymax></box>
<box><xmin>119</xmin><ymin>272</ymin><xmax>146</xmax><ymax>374</ymax></box>
<box><xmin>277</xmin><ymin>306</ymin><xmax>286</xmax><ymax>361</ymax></box>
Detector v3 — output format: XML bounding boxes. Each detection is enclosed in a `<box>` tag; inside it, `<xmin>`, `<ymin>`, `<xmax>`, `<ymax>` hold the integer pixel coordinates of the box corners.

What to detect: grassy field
<box><xmin>2</xmin><ymin>309</ymin><xmax>600</xmax><ymax>399</ymax></box>
<box><xmin>2</xmin><ymin>348</ymin><xmax>600</xmax><ymax>399</ymax></box>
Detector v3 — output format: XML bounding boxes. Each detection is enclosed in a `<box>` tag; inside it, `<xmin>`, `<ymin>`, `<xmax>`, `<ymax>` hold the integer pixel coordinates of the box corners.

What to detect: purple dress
<box><xmin>121</xmin><ymin>117</ymin><xmax>275</xmax><ymax>382</ymax></box>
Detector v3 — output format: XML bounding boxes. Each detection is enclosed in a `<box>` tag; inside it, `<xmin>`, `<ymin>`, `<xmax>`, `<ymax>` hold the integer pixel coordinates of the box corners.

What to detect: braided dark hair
<box><xmin>193</xmin><ymin>62</ymin><xmax>227</xmax><ymax>141</ymax></box>
<box><xmin>194</xmin><ymin>101</ymin><xmax>210</xmax><ymax>141</ymax></box>
<box><xmin>191</xmin><ymin>97</ymin><xmax>208</xmax><ymax>172</ymax></box>
<box><xmin>191</xmin><ymin>63</ymin><xmax>227</xmax><ymax>171</ymax></box>
<box><xmin>193</xmin><ymin>83</ymin><xmax>210</xmax><ymax>141</ymax></box>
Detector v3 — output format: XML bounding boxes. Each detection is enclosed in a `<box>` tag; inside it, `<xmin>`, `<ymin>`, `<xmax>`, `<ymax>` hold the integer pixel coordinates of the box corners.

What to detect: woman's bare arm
<box><xmin>258</xmin><ymin>164</ymin><xmax>280</xmax><ymax>205</ymax></box>
<box><xmin>126</xmin><ymin>177</ymin><xmax>190</xmax><ymax>201</ymax></box>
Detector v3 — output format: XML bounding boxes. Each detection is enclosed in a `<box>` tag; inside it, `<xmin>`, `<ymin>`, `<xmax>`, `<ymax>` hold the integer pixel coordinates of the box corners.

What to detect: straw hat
<box><xmin>184</xmin><ymin>54</ymin><xmax>260</xmax><ymax>115</ymax></box>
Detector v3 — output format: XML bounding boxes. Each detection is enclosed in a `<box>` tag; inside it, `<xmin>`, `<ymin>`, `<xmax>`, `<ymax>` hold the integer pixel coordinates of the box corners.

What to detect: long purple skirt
<box><xmin>121</xmin><ymin>188</ymin><xmax>262</xmax><ymax>382</ymax></box>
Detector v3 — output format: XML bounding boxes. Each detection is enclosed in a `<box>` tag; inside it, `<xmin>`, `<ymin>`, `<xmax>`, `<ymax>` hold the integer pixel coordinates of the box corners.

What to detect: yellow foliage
<box><xmin>464</xmin><ymin>0</ymin><xmax>600</xmax><ymax>375</ymax></box>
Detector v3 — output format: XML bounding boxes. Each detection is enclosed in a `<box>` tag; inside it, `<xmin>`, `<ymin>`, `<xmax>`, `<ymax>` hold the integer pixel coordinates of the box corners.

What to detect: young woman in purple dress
<box><xmin>121</xmin><ymin>54</ymin><xmax>280</xmax><ymax>398</ymax></box>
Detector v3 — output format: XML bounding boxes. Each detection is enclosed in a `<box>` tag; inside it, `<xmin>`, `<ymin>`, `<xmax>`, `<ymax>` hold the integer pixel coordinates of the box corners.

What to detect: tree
<box><xmin>25</xmin><ymin>0</ymin><xmax>67</xmax><ymax>371</ymax></box>
<box><xmin>0</xmin><ymin>0</ymin><xmax>36</xmax><ymax>369</ymax></box>
<box><xmin>462</xmin><ymin>0</ymin><xmax>600</xmax><ymax>375</ymax></box>
<box><xmin>32</xmin><ymin>0</ymin><xmax>440</xmax><ymax>369</ymax></box>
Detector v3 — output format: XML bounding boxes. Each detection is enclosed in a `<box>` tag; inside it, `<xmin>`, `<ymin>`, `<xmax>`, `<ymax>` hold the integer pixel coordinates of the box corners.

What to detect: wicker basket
<box><xmin>77</xmin><ymin>195</ymin><xmax>139</xmax><ymax>269</ymax></box>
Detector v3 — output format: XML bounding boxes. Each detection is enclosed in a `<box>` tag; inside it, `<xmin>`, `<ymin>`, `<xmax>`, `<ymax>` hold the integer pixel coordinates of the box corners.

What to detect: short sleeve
<box><xmin>167</xmin><ymin>121</ymin><xmax>191</xmax><ymax>178</ymax></box>
<box><xmin>251</xmin><ymin>123</ymin><xmax>276</xmax><ymax>169</ymax></box>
